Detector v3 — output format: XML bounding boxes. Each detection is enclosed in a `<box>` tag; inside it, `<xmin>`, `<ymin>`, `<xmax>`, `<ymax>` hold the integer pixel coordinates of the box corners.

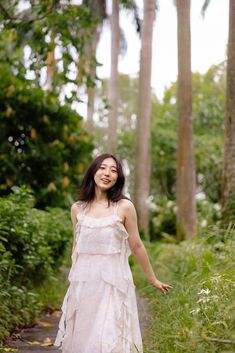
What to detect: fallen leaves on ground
<box><xmin>26</xmin><ymin>337</ymin><xmax>53</xmax><ymax>346</ymax></box>
<box><xmin>38</xmin><ymin>321</ymin><xmax>55</xmax><ymax>327</ymax></box>
<box><xmin>51</xmin><ymin>310</ymin><xmax>61</xmax><ymax>318</ymax></box>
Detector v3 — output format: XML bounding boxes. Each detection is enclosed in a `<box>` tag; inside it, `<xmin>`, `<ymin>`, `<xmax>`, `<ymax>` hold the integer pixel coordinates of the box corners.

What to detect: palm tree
<box><xmin>133</xmin><ymin>0</ymin><xmax>155</xmax><ymax>234</ymax></box>
<box><xmin>107</xmin><ymin>0</ymin><xmax>120</xmax><ymax>152</ymax></box>
<box><xmin>176</xmin><ymin>0</ymin><xmax>196</xmax><ymax>240</ymax></box>
<box><xmin>222</xmin><ymin>0</ymin><xmax>235</xmax><ymax>222</ymax></box>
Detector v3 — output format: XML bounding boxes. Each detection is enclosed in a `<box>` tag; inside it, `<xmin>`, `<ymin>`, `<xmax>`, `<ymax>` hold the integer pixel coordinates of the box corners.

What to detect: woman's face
<box><xmin>94</xmin><ymin>157</ymin><xmax>118</xmax><ymax>191</ymax></box>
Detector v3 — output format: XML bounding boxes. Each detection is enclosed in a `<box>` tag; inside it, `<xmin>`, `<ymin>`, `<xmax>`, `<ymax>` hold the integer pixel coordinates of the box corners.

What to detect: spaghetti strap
<box><xmin>114</xmin><ymin>200</ymin><xmax>120</xmax><ymax>216</ymax></box>
<box><xmin>75</xmin><ymin>201</ymin><xmax>87</xmax><ymax>221</ymax></box>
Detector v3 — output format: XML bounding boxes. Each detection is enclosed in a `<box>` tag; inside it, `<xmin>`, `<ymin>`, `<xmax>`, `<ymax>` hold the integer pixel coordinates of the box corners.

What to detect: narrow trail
<box><xmin>6</xmin><ymin>293</ymin><xmax>151</xmax><ymax>353</ymax></box>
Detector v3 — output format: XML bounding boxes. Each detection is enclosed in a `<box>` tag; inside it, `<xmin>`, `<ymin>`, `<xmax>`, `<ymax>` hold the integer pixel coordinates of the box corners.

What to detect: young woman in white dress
<box><xmin>54</xmin><ymin>153</ymin><xmax>172</xmax><ymax>353</ymax></box>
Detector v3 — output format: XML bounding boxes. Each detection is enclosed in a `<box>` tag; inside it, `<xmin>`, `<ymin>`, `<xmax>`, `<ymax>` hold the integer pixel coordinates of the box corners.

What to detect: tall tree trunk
<box><xmin>176</xmin><ymin>0</ymin><xmax>196</xmax><ymax>240</ymax></box>
<box><xmin>107</xmin><ymin>0</ymin><xmax>120</xmax><ymax>153</ymax></box>
<box><xmin>76</xmin><ymin>1</ymin><xmax>106</xmax><ymax>131</ymax></box>
<box><xmin>222</xmin><ymin>0</ymin><xmax>235</xmax><ymax>222</ymax></box>
<box><xmin>133</xmin><ymin>0</ymin><xmax>155</xmax><ymax>235</ymax></box>
<box><xmin>86</xmin><ymin>25</ymin><xmax>101</xmax><ymax>131</ymax></box>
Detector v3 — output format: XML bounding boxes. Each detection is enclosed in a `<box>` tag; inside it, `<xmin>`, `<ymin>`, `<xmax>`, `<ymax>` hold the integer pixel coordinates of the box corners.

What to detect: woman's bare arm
<box><xmin>71</xmin><ymin>202</ymin><xmax>79</xmax><ymax>253</ymax></box>
<box><xmin>120</xmin><ymin>200</ymin><xmax>172</xmax><ymax>293</ymax></box>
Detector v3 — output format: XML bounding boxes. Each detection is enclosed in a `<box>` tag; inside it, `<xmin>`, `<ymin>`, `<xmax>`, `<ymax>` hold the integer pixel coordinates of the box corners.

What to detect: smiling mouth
<box><xmin>101</xmin><ymin>179</ymin><xmax>110</xmax><ymax>184</ymax></box>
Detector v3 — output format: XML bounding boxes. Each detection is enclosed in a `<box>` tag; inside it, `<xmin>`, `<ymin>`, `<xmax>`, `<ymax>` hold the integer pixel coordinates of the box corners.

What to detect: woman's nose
<box><xmin>104</xmin><ymin>168</ymin><xmax>110</xmax><ymax>176</ymax></box>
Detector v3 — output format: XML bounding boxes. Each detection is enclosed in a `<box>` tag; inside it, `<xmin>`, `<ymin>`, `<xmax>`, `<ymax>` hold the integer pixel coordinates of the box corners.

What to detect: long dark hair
<box><xmin>77</xmin><ymin>153</ymin><xmax>127</xmax><ymax>204</ymax></box>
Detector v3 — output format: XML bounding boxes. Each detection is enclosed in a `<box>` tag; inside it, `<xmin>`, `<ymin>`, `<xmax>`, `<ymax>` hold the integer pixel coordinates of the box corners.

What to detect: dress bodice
<box><xmin>72</xmin><ymin>202</ymin><xmax>131</xmax><ymax>257</ymax></box>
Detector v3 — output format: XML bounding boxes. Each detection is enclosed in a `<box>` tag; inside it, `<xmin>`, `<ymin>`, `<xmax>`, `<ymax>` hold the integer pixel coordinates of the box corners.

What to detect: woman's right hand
<box><xmin>149</xmin><ymin>278</ymin><xmax>173</xmax><ymax>293</ymax></box>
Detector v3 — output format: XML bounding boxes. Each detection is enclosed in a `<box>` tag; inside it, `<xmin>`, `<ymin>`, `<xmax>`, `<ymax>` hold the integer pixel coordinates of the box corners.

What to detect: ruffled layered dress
<box><xmin>54</xmin><ymin>202</ymin><xmax>143</xmax><ymax>353</ymax></box>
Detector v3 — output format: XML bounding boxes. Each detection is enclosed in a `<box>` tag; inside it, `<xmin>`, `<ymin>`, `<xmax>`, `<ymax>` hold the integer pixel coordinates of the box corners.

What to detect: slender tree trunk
<box><xmin>133</xmin><ymin>0</ymin><xmax>155</xmax><ymax>235</ymax></box>
<box><xmin>222</xmin><ymin>0</ymin><xmax>235</xmax><ymax>222</ymax></box>
<box><xmin>86</xmin><ymin>25</ymin><xmax>102</xmax><ymax>132</ymax></box>
<box><xmin>176</xmin><ymin>0</ymin><xmax>196</xmax><ymax>240</ymax></box>
<box><xmin>107</xmin><ymin>0</ymin><xmax>120</xmax><ymax>153</ymax></box>
<box><xmin>46</xmin><ymin>48</ymin><xmax>55</xmax><ymax>90</ymax></box>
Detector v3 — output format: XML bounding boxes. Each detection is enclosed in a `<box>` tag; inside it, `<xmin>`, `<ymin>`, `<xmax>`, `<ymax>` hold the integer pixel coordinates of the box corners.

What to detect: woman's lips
<box><xmin>101</xmin><ymin>178</ymin><xmax>110</xmax><ymax>184</ymax></box>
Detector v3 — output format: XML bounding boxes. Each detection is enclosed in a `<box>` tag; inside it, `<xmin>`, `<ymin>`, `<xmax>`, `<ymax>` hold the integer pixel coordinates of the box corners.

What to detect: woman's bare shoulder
<box><xmin>119</xmin><ymin>198</ymin><xmax>136</xmax><ymax>213</ymax></box>
<box><xmin>71</xmin><ymin>201</ymin><xmax>82</xmax><ymax>215</ymax></box>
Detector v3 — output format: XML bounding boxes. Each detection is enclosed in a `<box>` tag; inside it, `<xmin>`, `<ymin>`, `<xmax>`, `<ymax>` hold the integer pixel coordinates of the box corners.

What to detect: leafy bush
<box><xmin>0</xmin><ymin>65</ymin><xmax>93</xmax><ymax>208</ymax></box>
<box><xmin>149</xmin><ymin>196</ymin><xmax>222</xmax><ymax>241</ymax></box>
<box><xmin>0</xmin><ymin>186</ymin><xmax>71</xmax><ymax>284</ymax></box>
<box><xmin>0</xmin><ymin>282</ymin><xmax>42</xmax><ymax>342</ymax></box>
<box><xmin>149</xmin><ymin>197</ymin><xmax>177</xmax><ymax>241</ymax></box>
<box><xmin>132</xmin><ymin>226</ymin><xmax>235</xmax><ymax>353</ymax></box>
<box><xmin>0</xmin><ymin>271</ymin><xmax>69</xmax><ymax>344</ymax></box>
<box><xmin>197</xmin><ymin>199</ymin><xmax>221</xmax><ymax>232</ymax></box>
<box><xmin>0</xmin><ymin>186</ymin><xmax>72</xmax><ymax>343</ymax></box>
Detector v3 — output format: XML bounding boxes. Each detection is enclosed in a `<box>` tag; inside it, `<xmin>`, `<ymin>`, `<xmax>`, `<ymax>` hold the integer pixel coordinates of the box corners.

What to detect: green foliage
<box><xmin>0</xmin><ymin>186</ymin><xmax>72</xmax><ymax>343</ymax></box>
<box><xmin>148</xmin><ymin>196</ymin><xmax>221</xmax><ymax>241</ymax></box>
<box><xmin>0</xmin><ymin>271</ymin><xmax>69</xmax><ymax>344</ymax></box>
<box><xmin>0</xmin><ymin>283</ymin><xmax>42</xmax><ymax>343</ymax></box>
<box><xmin>0</xmin><ymin>66</ymin><xmax>93</xmax><ymax>208</ymax></box>
<box><xmin>0</xmin><ymin>186</ymin><xmax>71</xmax><ymax>284</ymax></box>
<box><xmin>197</xmin><ymin>199</ymin><xmax>222</xmax><ymax>232</ymax></box>
<box><xmin>132</xmin><ymin>227</ymin><xmax>235</xmax><ymax>352</ymax></box>
<box><xmin>151</xmin><ymin>88</ymin><xmax>177</xmax><ymax>199</ymax></box>
<box><xmin>0</xmin><ymin>0</ymin><xmax>96</xmax><ymax>94</ymax></box>
<box><xmin>97</xmin><ymin>64</ymin><xmax>225</xmax><ymax>206</ymax></box>
<box><xmin>193</xmin><ymin>64</ymin><xmax>225</xmax><ymax>135</ymax></box>
<box><xmin>149</xmin><ymin>197</ymin><xmax>177</xmax><ymax>241</ymax></box>
<box><xmin>151</xmin><ymin>63</ymin><xmax>225</xmax><ymax>203</ymax></box>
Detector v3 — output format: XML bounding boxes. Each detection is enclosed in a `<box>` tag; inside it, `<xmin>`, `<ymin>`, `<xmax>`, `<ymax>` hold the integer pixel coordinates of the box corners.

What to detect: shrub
<box><xmin>0</xmin><ymin>186</ymin><xmax>72</xmax><ymax>343</ymax></box>
<box><xmin>0</xmin><ymin>65</ymin><xmax>93</xmax><ymax>208</ymax></box>
<box><xmin>0</xmin><ymin>186</ymin><xmax>71</xmax><ymax>285</ymax></box>
<box><xmin>149</xmin><ymin>196</ymin><xmax>222</xmax><ymax>241</ymax></box>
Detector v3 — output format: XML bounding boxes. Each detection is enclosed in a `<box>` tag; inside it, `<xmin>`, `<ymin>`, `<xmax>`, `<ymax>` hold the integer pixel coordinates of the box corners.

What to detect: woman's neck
<box><xmin>94</xmin><ymin>188</ymin><xmax>108</xmax><ymax>204</ymax></box>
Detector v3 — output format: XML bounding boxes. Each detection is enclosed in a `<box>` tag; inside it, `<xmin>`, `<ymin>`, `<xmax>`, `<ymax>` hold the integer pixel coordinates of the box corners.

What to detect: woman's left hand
<box><xmin>150</xmin><ymin>278</ymin><xmax>173</xmax><ymax>293</ymax></box>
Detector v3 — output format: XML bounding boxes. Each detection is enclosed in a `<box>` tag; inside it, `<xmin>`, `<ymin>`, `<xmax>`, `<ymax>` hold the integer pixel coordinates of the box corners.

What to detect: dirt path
<box><xmin>5</xmin><ymin>294</ymin><xmax>150</xmax><ymax>353</ymax></box>
<box><xmin>5</xmin><ymin>311</ymin><xmax>60</xmax><ymax>353</ymax></box>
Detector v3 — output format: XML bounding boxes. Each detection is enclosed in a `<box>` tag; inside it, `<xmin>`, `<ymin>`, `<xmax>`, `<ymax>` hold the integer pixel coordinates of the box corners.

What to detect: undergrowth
<box><xmin>0</xmin><ymin>186</ymin><xmax>71</xmax><ymax>345</ymax></box>
<box><xmin>132</xmin><ymin>226</ymin><xmax>235</xmax><ymax>353</ymax></box>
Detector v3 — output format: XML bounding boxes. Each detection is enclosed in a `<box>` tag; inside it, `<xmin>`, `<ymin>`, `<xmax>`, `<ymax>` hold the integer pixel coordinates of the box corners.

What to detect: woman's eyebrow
<box><xmin>101</xmin><ymin>163</ymin><xmax>117</xmax><ymax>169</ymax></box>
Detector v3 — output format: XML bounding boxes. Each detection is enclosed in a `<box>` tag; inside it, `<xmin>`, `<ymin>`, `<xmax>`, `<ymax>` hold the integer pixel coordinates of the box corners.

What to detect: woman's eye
<box><xmin>111</xmin><ymin>169</ymin><xmax>117</xmax><ymax>173</ymax></box>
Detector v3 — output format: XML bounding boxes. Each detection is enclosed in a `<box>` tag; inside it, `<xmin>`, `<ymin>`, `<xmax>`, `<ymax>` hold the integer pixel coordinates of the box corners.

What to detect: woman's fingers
<box><xmin>155</xmin><ymin>282</ymin><xmax>173</xmax><ymax>293</ymax></box>
<box><xmin>150</xmin><ymin>279</ymin><xmax>173</xmax><ymax>293</ymax></box>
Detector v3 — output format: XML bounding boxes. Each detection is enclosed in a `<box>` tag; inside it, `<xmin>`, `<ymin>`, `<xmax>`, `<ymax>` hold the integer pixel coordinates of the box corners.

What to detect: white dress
<box><xmin>54</xmin><ymin>202</ymin><xmax>143</xmax><ymax>353</ymax></box>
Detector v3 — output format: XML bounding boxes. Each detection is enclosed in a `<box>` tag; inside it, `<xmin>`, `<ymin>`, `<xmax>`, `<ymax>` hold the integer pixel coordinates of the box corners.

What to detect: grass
<box><xmin>131</xmin><ymin>227</ymin><xmax>235</xmax><ymax>353</ymax></box>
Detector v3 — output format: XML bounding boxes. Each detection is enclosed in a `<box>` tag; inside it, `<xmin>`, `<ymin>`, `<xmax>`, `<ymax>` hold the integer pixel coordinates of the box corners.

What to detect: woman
<box><xmin>54</xmin><ymin>153</ymin><xmax>172</xmax><ymax>353</ymax></box>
